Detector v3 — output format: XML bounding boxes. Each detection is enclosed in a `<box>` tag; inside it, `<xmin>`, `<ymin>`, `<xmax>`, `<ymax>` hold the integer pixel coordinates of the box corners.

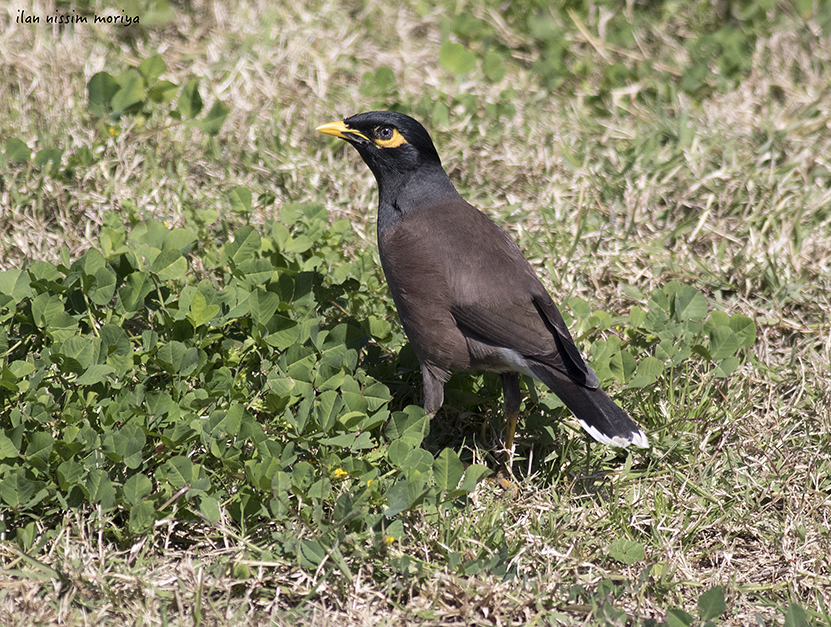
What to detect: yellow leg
<box><xmin>498</xmin><ymin>374</ymin><xmax>522</xmax><ymax>488</ymax></box>
<box><xmin>503</xmin><ymin>408</ymin><xmax>519</xmax><ymax>469</ymax></box>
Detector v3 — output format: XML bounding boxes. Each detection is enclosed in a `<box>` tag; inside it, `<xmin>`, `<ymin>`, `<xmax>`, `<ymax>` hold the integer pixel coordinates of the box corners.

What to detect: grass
<box><xmin>1</xmin><ymin>0</ymin><xmax>831</xmax><ymax>625</ymax></box>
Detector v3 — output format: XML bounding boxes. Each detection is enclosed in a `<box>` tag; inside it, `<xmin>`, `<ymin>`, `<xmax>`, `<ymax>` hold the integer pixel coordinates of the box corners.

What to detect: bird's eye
<box><xmin>377</xmin><ymin>126</ymin><xmax>394</xmax><ymax>140</ymax></box>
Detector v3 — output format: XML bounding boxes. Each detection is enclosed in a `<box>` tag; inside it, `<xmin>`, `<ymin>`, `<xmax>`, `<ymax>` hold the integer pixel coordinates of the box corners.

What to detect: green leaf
<box><xmin>706</xmin><ymin>310</ymin><xmax>729</xmax><ymax>329</ymax></box>
<box><xmin>671</xmin><ymin>283</ymin><xmax>708</xmax><ymax>321</ymax></box>
<box><xmin>108</xmin><ymin>424</ymin><xmax>146</xmax><ymax>469</ymax></box>
<box><xmin>86</xmin><ymin>469</ymin><xmax>117</xmax><ymax>510</ymax></box>
<box><xmin>383</xmin><ymin>480</ymin><xmax>410</xmax><ymax>518</ymax></box>
<box><xmin>385</xmin><ymin>407</ymin><xmax>429</xmax><ymax>447</ymax></box>
<box><xmin>0</xmin><ymin>367</ymin><xmax>18</xmax><ymax>394</ymax></box>
<box><xmin>229</xmin><ymin>186</ymin><xmax>253</xmax><ymax>214</ymax></box>
<box><xmin>320</xmin><ymin>432</ymin><xmax>357</xmax><ymax>448</ymax></box>
<box><xmin>350</xmin><ymin>431</ymin><xmax>375</xmax><ymax>452</ymax></box>
<box><xmin>0</xmin><ymin>268</ymin><xmax>32</xmax><ymax>302</ymax></box>
<box><xmin>283</xmin><ymin>234</ymin><xmax>314</xmax><ymax>254</ymax></box>
<box><xmin>315</xmin><ymin>390</ymin><xmax>343</xmax><ymax>434</ymax></box>
<box><xmin>33</xmin><ymin>294</ymin><xmax>75</xmax><ymax>335</ymax></box>
<box><xmin>457</xmin><ymin>464</ymin><xmax>490</xmax><ymax>493</ymax></box>
<box><xmin>307</xmin><ymin>478</ymin><xmax>331</xmax><ymax>500</ymax></box>
<box><xmin>87</xmin><ymin>71</ymin><xmax>120</xmax><ymax>118</ymax></box>
<box><xmin>626</xmin><ymin>356</ymin><xmax>664</xmax><ymax>389</ymax></box>
<box><xmin>360</xmin><ymin>66</ymin><xmax>397</xmax><ymax>96</ymax></box>
<box><xmin>0</xmin><ymin>431</ymin><xmax>19</xmax><ymax>458</ymax></box>
<box><xmin>118</xmin><ymin>271</ymin><xmax>153</xmax><ymax>311</ymax></box>
<box><xmin>130</xmin><ymin>219</ymin><xmax>170</xmax><ymax>249</ymax></box>
<box><xmin>223</xmin><ymin>226</ymin><xmax>261</xmax><ymax>265</ymax></box>
<box><xmin>667</xmin><ymin>608</ymin><xmax>694</xmax><ymax>627</ymax></box>
<box><xmin>26</xmin><ymin>432</ymin><xmax>54</xmax><ymax>464</ymax></box>
<box><xmin>0</xmin><ymin>470</ymin><xmax>35</xmax><ymax>507</ymax></box>
<box><xmin>59</xmin><ymin>336</ymin><xmax>95</xmax><ymax>371</ymax></box>
<box><xmin>387</xmin><ymin>439</ymin><xmax>414</xmax><ymax>466</ymax></box>
<box><xmin>783</xmin><ymin>602</ymin><xmax>812</xmax><ymax>627</ymax></box>
<box><xmin>110</xmin><ymin>75</ymin><xmax>145</xmax><ymax>117</ymax></box>
<box><xmin>188</xmin><ymin>292</ymin><xmax>220</xmax><ymax>328</ymax></box>
<box><xmin>155</xmin><ymin>340</ymin><xmax>199</xmax><ymax>376</ymax></box>
<box><xmin>271</xmin><ymin>471</ymin><xmax>291</xmax><ymax>495</ymax></box>
<box><xmin>267</xmin><ymin>372</ymin><xmax>296</xmax><ymax>397</ymax></box>
<box><xmin>385</xmin><ymin>519</ymin><xmax>404</xmax><ymax>542</ymax></box>
<box><xmin>713</xmin><ymin>356</ymin><xmax>739</xmax><ymax>378</ymax></box>
<box><xmin>56</xmin><ymin>460</ymin><xmax>84</xmax><ymax>489</ymax></box>
<box><xmin>627</xmin><ymin>305</ymin><xmax>646</xmax><ymax>327</ymax></box>
<box><xmin>250</xmin><ymin>441</ymin><xmax>282</xmax><ymax>489</ymax></box>
<box><xmin>34</xmin><ymin>148</ymin><xmax>63</xmax><ymax>174</ymax></box>
<box><xmin>483</xmin><ymin>51</ymin><xmax>506</xmax><ymax>82</ymax></box>
<box><xmin>100</xmin><ymin>324</ymin><xmax>133</xmax><ymax>374</ymax></box>
<box><xmin>367</xmin><ymin>316</ymin><xmax>392</xmax><ymax>341</ymax></box>
<box><xmin>164</xmin><ymin>227</ymin><xmax>198</xmax><ymax>253</ymax></box>
<box><xmin>5</xmin><ymin>137</ymin><xmax>31</xmax><ymax>163</ymax></box>
<box><xmin>655</xmin><ymin>338</ymin><xmax>690</xmax><ymax>366</ymax></box>
<box><xmin>439</xmin><ymin>41</ymin><xmax>477</xmax><ymax>75</ymax></box>
<box><xmin>433</xmin><ymin>448</ymin><xmax>464</xmax><ymax>491</ymax></box>
<box><xmin>129</xmin><ymin>500</ymin><xmax>156</xmax><ymax>534</ymax></box>
<box><xmin>708</xmin><ymin>326</ymin><xmax>739</xmax><ymax>360</ymax></box>
<box><xmin>201</xmin><ymin>100</ymin><xmax>230</xmax><ymax>136</ymax></box>
<box><xmin>299</xmin><ymin>539</ymin><xmax>326</xmax><ymax>569</ymax></box>
<box><xmin>76</xmin><ymin>364</ymin><xmax>115</xmax><ymax>386</ymax></box>
<box><xmin>76</xmin><ymin>250</ymin><xmax>107</xmax><ymax>277</ymax></box>
<box><xmin>697</xmin><ymin>585</ymin><xmax>726</xmax><ymax>621</ymax></box>
<box><xmin>151</xmin><ymin>249</ymin><xmax>187</xmax><ymax>281</ymax></box>
<box><xmin>250</xmin><ymin>288</ymin><xmax>280</xmax><ymax>327</ymax></box>
<box><xmin>179</xmin><ymin>79</ymin><xmax>203</xmax><ymax>119</ymax></box>
<box><xmin>159</xmin><ymin>456</ymin><xmax>193</xmax><ymax>489</ymax></box>
<box><xmin>90</xmin><ymin>267</ymin><xmax>117</xmax><ymax>306</ymax></box>
<box><xmin>158</xmin><ymin>457</ymin><xmax>209</xmax><ymax>495</ymax></box>
<box><xmin>291</xmin><ymin>461</ymin><xmax>315</xmax><ymax>495</ymax></box>
<box><xmin>9</xmin><ymin>361</ymin><xmax>33</xmax><ymax>380</ymax></box>
<box><xmin>363</xmin><ymin>380</ymin><xmax>392</xmax><ymax>412</ymax></box>
<box><xmin>208</xmin><ymin>404</ymin><xmax>244</xmax><ymax>438</ymax></box>
<box><xmin>392</xmin><ymin>446</ymin><xmax>433</xmax><ymax>474</ymax></box>
<box><xmin>608</xmin><ymin>538</ymin><xmax>645</xmax><ymax>565</ymax></box>
<box><xmin>147</xmin><ymin>80</ymin><xmax>178</xmax><ymax>103</ymax></box>
<box><xmin>200</xmin><ymin>496</ymin><xmax>222</xmax><ymax>522</ymax></box>
<box><xmin>729</xmin><ymin>313</ymin><xmax>757</xmax><ymax>347</ymax></box>
<box><xmin>376</xmin><ymin>65</ymin><xmax>397</xmax><ymax>90</ymax></box>
<box><xmin>405</xmin><ymin>469</ymin><xmax>430</xmax><ymax>509</ymax></box>
<box><xmin>138</xmin><ymin>54</ymin><xmax>166</xmax><ymax>83</ymax></box>
<box><xmin>47</xmin><ymin>314</ymin><xmax>79</xmax><ymax>343</ymax></box>
<box><xmin>124</xmin><ymin>473</ymin><xmax>153</xmax><ymax>505</ymax></box>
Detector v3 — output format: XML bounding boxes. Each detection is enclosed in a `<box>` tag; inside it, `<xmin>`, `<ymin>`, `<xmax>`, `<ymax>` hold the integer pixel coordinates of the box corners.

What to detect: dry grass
<box><xmin>2</xmin><ymin>0</ymin><xmax>831</xmax><ymax>624</ymax></box>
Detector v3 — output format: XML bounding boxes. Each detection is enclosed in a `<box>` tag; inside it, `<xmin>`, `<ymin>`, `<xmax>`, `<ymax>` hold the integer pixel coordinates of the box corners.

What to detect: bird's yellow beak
<box><xmin>316</xmin><ymin>120</ymin><xmax>369</xmax><ymax>141</ymax></box>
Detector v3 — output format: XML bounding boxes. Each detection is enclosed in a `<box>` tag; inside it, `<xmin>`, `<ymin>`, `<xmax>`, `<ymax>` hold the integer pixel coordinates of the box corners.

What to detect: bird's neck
<box><xmin>375</xmin><ymin>163</ymin><xmax>461</xmax><ymax>234</ymax></box>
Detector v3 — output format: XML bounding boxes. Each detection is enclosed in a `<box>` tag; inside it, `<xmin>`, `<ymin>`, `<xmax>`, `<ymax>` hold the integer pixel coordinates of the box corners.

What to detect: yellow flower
<box><xmin>384</xmin><ymin>535</ymin><xmax>396</xmax><ymax>546</ymax></box>
<box><xmin>333</xmin><ymin>468</ymin><xmax>348</xmax><ymax>480</ymax></box>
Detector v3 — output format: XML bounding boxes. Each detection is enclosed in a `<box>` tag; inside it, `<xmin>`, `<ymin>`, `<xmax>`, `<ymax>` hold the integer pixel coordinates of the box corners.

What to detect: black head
<box><xmin>317</xmin><ymin>111</ymin><xmax>443</xmax><ymax>179</ymax></box>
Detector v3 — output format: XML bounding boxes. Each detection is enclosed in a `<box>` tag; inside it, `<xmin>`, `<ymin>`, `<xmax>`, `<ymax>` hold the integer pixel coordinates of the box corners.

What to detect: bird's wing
<box><xmin>531</xmin><ymin>291</ymin><xmax>600</xmax><ymax>388</ymax></box>
<box><xmin>399</xmin><ymin>200</ymin><xmax>599</xmax><ymax>388</ymax></box>
<box><xmin>450</xmin><ymin>293</ymin><xmax>599</xmax><ymax>389</ymax></box>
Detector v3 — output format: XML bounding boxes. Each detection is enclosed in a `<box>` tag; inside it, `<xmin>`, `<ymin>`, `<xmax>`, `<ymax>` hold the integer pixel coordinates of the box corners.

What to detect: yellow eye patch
<box><xmin>373</xmin><ymin>128</ymin><xmax>407</xmax><ymax>149</ymax></box>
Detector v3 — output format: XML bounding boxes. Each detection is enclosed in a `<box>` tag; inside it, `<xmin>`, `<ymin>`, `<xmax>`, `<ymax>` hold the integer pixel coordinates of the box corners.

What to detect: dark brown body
<box><xmin>379</xmin><ymin>199</ymin><xmax>592</xmax><ymax>389</ymax></box>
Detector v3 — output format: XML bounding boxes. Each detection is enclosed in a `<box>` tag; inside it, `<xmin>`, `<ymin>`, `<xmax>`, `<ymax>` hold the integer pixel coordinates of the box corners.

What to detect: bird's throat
<box><xmin>376</xmin><ymin>164</ymin><xmax>459</xmax><ymax>234</ymax></box>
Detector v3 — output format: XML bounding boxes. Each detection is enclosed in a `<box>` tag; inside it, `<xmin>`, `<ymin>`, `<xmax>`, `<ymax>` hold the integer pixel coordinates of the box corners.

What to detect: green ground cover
<box><xmin>1</xmin><ymin>0</ymin><xmax>830</xmax><ymax>624</ymax></box>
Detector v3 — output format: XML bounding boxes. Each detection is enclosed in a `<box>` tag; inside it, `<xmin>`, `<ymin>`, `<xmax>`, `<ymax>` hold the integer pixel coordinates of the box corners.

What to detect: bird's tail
<box><xmin>532</xmin><ymin>365</ymin><xmax>648</xmax><ymax>448</ymax></box>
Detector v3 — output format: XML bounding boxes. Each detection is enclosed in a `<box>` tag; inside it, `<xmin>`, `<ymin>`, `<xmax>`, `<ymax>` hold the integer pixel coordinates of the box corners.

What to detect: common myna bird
<box><xmin>317</xmin><ymin>111</ymin><xmax>648</xmax><ymax>466</ymax></box>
